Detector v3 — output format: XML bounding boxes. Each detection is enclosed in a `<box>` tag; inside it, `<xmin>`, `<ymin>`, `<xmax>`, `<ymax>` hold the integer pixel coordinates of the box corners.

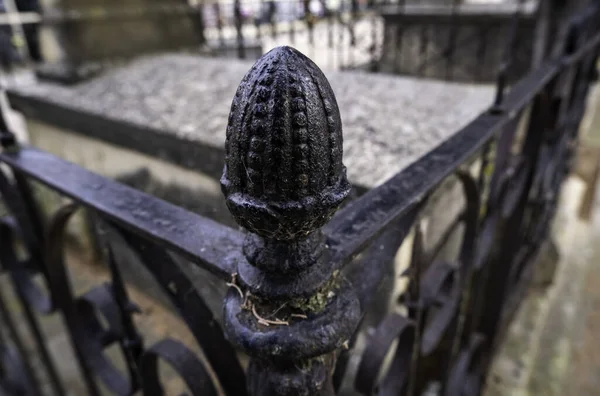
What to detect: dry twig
<box><xmin>226</xmin><ymin>272</ymin><xmax>244</xmax><ymax>300</ymax></box>
<box><xmin>251</xmin><ymin>302</ymin><xmax>289</xmax><ymax>326</ymax></box>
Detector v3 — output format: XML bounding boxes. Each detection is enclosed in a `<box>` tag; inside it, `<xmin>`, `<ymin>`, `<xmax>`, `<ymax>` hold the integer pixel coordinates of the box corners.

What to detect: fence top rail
<box><xmin>0</xmin><ymin>147</ymin><xmax>243</xmax><ymax>280</ymax></box>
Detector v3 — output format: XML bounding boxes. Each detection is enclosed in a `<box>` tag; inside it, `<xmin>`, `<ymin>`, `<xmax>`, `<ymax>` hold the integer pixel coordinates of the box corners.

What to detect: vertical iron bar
<box><xmin>444</xmin><ymin>0</ymin><xmax>461</xmax><ymax>81</ymax></box>
<box><xmin>444</xmin><ymin>173</ymin><xmax>481</xmax><ymax>395</ymax></box>
<box><xmin>328</xmin><ymin>0</ymin><xmax>335</xmax><ymax>68</ymax></box>
<box><xmin>417</xmin><ymin>25</ymin><xmax>429</xmax><ymax>77</ymax></box>
<box><xmin>40</xmin><ymin>206</ymin><xmax>103</xmax><ymax>396</ymax></box>
<box><xmin>214</xmin><ymin>2</ymin><xmax>225</xmax><ymax>47</ymax></box>
<box><xmin>405</xmin><ymin>223</ymin><xmax>424</xmax><ymax>396</ymax></box>
<box><xmin>349</xmin><ymin>0</ymin><xmax>358</xmax><ymax>68</ymax></box>
<box><xmin>475</xmin><ymin>27</ymin><xmax>489</xmax><ymax>82</ymax></box>
<box><xmin>369</xmin><ymin>0</ymin><xmax>378</xmax><ymax>71</ymax></box>
<box><xmin>303</xmin><ymin>0</ymin><xmax>314</xmax><ymax>57</ymax></box>
<box><xmin>0</xmin><ymin>89</ymin><xmax>65</xmax><ymax>396</ymax></box>
<box><xmin>476</xmin><ymin>141</ymin><xmax>493</xmax><ymax>216</ymax></box>
<box><xmin>8</xmin><ymin>287</ymin><xmax>65</xmax><ymax>396</ymax></box>
<box><xmin>338</xmin><ymin>0</ymin><xmax>346</xmax><ymax>68</ymax></box>
<box><xmin>392</xmin><ymin>0</ymin><xmax>405</xmax><ymax>75</ymax></box>
<box><xmin>234</xmin><ymin>0</ymin><xmax>246</xmax><ymax>58</ymax></box>
<box><xmin>290</xmin><ymin>0</ymin><xmax>296</xmax><ymax>45</ymax></box>
<box><xmin>480</xmin><ymin>86</ymin><xmax>552</xmax><ymax>356</ymax></box>
<box><xmin>270</xmin><ymin>0</ymin><xmax>277</xmax><ymax>40</ymax></box>
<box><xmin>0</xmin><ymin>285</ymin><xmax>43</xmax><ymax>396</ymax></box>
<box><xmin>255</xmin><ymin>0</ymin><xmax>263</xmax><ymax>41</ymax></box>
<box><xmin>492</xmin><ymin>68</ymin><xmax>507</xmax><ymax>112</ymax></box>
<box><xmin>193</xmin><ymin>0</ymin><xmax>207</xmax><ymax>45</ymax></box>
<box><xmin>12</xmin><ymin>173</ymin><xmax>45</xmax><ymax>250</ymax></box>
<box><xmin>0</xmin><ymin>99</ymin><xmax>13</xmax><ymax>149</ymax></box>
<box><xmin>0</xmin><ymin>85</ymin><xmax>44</xmax><ymax>252</ymax></box>
<box><xmin>493</xmin><ymin>0</ymin><xmax>527</xmax><ymax>109</ymax></box>
<box><xmin>104</xmin><ymin>243</ymin><xmax>144</xmax><ymax>390</ymax></box>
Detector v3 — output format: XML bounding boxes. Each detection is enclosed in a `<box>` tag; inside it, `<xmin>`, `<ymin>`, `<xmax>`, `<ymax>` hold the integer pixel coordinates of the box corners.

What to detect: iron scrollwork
<box><xmin>0</xmin><ymin>1</ymin><xmax>599</xmax><ymax>395</ymax></box>
<box><xmin>0</xmin><ymin>180</ymin><xmax>246</xmax><ymax>395</ymax></box>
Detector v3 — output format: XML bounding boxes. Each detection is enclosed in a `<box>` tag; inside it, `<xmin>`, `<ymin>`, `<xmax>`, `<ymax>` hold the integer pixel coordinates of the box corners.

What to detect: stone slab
<box><xmin>379</xmin><ymin>2</ymin><xmax>539</xmax><ymax>82</ymax></box>
<box><xmin>38</xmin><ymin>0</ymin><xmax>204</xmax><ymax>64</ymax></box>
<box><xmin>7</xmin><ymin>52</ymin><xmax>494</xmax><ymax>188</ymax></box>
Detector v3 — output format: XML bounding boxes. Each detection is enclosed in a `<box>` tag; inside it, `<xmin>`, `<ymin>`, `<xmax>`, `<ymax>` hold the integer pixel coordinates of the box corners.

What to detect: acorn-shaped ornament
<box><xmin>221</xmin><ymin>46</ymin><xmax>350</xmax><ymax>242</ymax></box>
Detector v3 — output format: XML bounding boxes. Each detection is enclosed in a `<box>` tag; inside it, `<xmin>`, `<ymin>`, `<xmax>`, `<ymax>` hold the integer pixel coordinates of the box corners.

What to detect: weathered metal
<box><xmin>0</xmin><ymin>1</ymin><xmax>599</xmax><ymax>396</ymax></box>
<box><xmin>221</xmin><ymin>46</ymin><xmax>359</xmax><ymax>395</ymax></box>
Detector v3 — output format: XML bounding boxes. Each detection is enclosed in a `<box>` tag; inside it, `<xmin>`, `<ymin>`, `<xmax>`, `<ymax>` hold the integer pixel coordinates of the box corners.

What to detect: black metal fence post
<box><xmin>221</xmin><ymin>46</ymin><xmax>361</xmax><ymax>395</ymax></box>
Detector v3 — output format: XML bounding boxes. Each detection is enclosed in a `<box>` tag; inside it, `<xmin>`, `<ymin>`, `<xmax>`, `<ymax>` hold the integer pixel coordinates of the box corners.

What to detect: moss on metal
<box><xmin>288</xmin><ymin>270</ymin><xmax>341</xmax><ymax>314</ymax></box>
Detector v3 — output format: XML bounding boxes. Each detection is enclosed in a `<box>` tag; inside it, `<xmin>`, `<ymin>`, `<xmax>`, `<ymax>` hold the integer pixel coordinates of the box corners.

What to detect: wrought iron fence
<box><xmin>0</xmin><ymin>1</ymin><xmax>556</xmax><ymax>79</ymax></box>
<box><xmin>0</xmin><ymin>1</ymin><xmax>599</xmax><ymax>396</ymax></box>
<box><xmin>199</xmin><ymin>0</ymin><xmax>561</xmax><ymax>79</ymax></box>
<box><xmin>198</xmin><ymin>0</ymin><xmax>381</xmax><ymax>71</ymax></box>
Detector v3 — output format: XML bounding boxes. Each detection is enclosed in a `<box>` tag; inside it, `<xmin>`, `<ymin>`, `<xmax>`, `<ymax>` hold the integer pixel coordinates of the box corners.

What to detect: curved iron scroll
<box><xmin>0</xmin><ymin>191</ymin><xmax>247</xmax><ymax>395</ymax></box>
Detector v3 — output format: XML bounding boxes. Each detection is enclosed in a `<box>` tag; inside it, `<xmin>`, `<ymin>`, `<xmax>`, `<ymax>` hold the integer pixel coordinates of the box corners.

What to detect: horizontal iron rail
<box><xmin>0</xmin><ymin>147</ymin><xmax>243</xmax><ymax>281</ymax></box>
<box><xmin>324</xmin><ymin>26</ymin><xmax>600</xmax><ymax>264</ymax></box>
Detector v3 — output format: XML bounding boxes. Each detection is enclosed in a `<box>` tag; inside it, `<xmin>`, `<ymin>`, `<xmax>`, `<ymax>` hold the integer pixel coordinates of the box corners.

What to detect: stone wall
<box><xmin>26</xmin><ymin>119</ymin><xmax>228</xmax><ymax>224</ymax></box>
<box><xmin>379</xmin><ymin>2</ymin><xmax>539</xmax><ymax>82</ymax></box>
<box><xmin>39</xmin><ymin>0</ymin><xmax>204</xmax><ymax>65</ymax></box>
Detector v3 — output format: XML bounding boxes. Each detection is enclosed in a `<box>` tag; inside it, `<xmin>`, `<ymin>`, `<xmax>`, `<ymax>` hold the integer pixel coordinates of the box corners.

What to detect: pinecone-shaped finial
<box><xmin>221</xmin><ymin>46</ymin><xmax>350</xmax><ymax>241</ymax></box>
